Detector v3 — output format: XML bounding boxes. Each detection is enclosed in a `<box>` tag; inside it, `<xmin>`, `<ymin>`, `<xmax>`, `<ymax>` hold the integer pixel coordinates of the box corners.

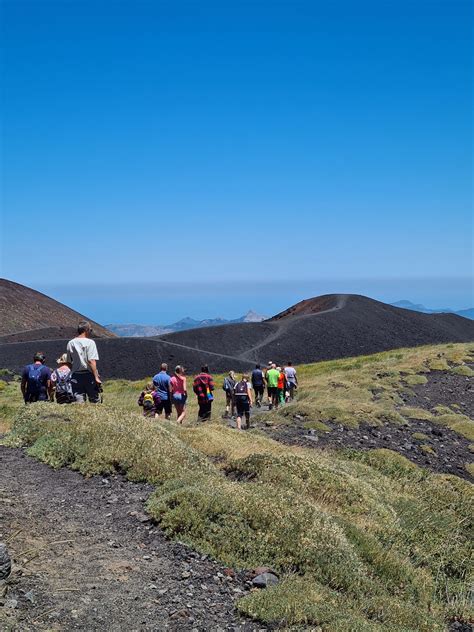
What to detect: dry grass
<box><xmin>1</xmin><ymin>342</ymin><xmax>473</xmax><ymax>630</ymax></box>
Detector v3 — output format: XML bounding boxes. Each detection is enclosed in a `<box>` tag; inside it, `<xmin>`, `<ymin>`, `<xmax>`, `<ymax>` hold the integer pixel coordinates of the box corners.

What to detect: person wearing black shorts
<box><xmin>233</xmin><ymin>373</ymin><xmax>253</xmax><ymax>430</ymax></box>
<box><xmin>251</xmin><ymin>364</ymin><xmax>264</xmax><ymax>407</ymax></box>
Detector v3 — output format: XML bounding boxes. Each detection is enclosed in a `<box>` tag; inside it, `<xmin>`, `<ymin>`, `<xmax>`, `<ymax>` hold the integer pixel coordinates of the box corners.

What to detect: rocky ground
<box><xmin>0</xmin><ymin>447</ymin><xmax>269</xmax><ymax>632</ymax></box>
<box><xmin>257</xmin><ymin>368</ymin><xmax>474</xmax><ymax>482</ymax></box>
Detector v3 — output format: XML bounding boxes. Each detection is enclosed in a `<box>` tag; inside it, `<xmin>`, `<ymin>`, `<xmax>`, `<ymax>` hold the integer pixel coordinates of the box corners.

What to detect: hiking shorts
<box><xmin>253</xmin><ymin>385</ymin><xmax>264</xmax><ymax>397</ymax></box>
<box><xmin>267</xmin><ymin>387</ymin><xmax>278</xmax><ymax>398</ymax></box>
<box><xmin>235</xmin><ymin>399</ymin><xmax>250</xmax><ymax>416</ymax></box>
<box><xmin>157</xmin><ymin>399</ymin><xmax>172</xmax><ymax>415</ymax></box>
<box><xmin>71</xmin><ymin>372</ymin><xmax>100</xmax><ymax>404</ymax></box>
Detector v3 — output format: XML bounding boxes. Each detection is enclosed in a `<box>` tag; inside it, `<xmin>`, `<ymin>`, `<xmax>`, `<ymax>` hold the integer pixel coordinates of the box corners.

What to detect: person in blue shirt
<box><xmin>153</xmin><ymin>363</ymin><xmax>172</xmax><ymax>419</ymax></box>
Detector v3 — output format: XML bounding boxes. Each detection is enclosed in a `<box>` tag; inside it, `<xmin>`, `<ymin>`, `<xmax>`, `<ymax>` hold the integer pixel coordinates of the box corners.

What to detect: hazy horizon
<box><xmin>16</xmin><ymin>276</ymin><xmax>473</xmax><ymax>324</ymax></box>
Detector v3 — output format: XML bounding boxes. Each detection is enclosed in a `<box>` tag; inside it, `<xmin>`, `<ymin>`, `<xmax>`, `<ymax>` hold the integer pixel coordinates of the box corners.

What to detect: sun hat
<box><xmin>56</xmin><ymin>353</ymin><xmax>69</xmax><ymax>365</ymax></box>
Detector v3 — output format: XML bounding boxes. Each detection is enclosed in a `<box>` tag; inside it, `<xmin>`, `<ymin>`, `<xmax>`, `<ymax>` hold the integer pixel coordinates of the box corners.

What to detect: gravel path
<box><xmin>0</xmin><ymin>447</ymin><xmax>267</xmax><ymax>632</ymax></box>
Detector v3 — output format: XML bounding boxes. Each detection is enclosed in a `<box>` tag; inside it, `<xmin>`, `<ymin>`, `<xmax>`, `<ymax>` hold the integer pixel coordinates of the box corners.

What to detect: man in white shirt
<box><xmin>284</xmin><ymin>362</ymin><xmax>298</xmax><ymax>401</ymax></box>
<box><xmin>67</xmin><ymin>321</ymin><xmax>101</xmax><ymax>403</ymax></box>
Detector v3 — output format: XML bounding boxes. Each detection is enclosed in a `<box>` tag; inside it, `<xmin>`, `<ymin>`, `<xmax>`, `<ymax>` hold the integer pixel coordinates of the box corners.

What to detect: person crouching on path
<box><xmin>193</xmin><ymin>365</ymin><xmax>215</xmax><ymax>421</ymax></box>
<box><xmin>50</xmin><ymin>354</ymin><xmax>74</xmax><ymax>404</ymax></box>
<box><xmin>21</xmin><ymin>352</ymin><xmax>51</xmax><ymax>403</ymax></box>
<box><xmin>223</xmin><ymin>371</ymin><xmax>236</xmax><ymax>418</ymax></box>
<box><xmin>138</xmin><ymin>383</ymin><xmax>161</xmax><ymax>418</ymax></box>
<box><xmin>153</xmin><ymin>363</ymin><xmax>172</xmax><ymax>420</ymax></box>
<box><xmin>234</xmin><ymin>373</ymin><xmax>253</xmax><ymax>430</ymax></box>
<box><xmin>170</xmin><ymin>365</ymin><xmax>187</xmax><ymax>424</ymax></box>
<box><xmin>66</xmin><ymin>322</ymin><xmax>101</xmax><ymax>403</ymax></box>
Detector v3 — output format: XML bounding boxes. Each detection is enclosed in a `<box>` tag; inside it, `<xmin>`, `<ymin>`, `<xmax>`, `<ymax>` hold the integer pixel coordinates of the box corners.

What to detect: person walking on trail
<box><xmin>266</xmin><ymin>363</ymin><xmax>280</xmax><ymax>410</ymax></box>
<box><xmin>193</xmin><ymin>365</ymin><xmax>215</xmax><ymax>421</ymax></box>
<box><xmin>50</xmin><ymin>354</ymin><xmax>74</xmax><ymax>404</ymax></box>
<box><xmin>67</xmin><ymin>321</ymin><xmax>101</xmax><ymax>403</ymax></box>
<box><xmin>21</xmin><ymin>352</ymin><xmax>51</xmax><ymax>403</ymax></box>
<box><xmin>138</xmin><ymin>383</ymin><xmax>161</xmax><ymax>418</ymax></box>
<box><xmin>170</xmin><ymin>365</ymin><xmax>187</xmax><ymax>424</ymax></box>
<box><xmin>153</xmin><ymin>363</ymin><xmax>172</xmax><ymax>420</ymax></box>
<box><xmin>277</xmin><ymin>366</ymin><xmax>286</xmax><ymax>405</ymax></box>
<box><xmin>234</xmin><ymin>373</ymin><xmax>253</xmax><ymax>430</ymax></box>
<box><xmin>284</xmin><ymin>361</ymin><xmax>298</xmax><ymax>402</ymax></box>
<box><xmin>222</xmin><ymin>371</ymin><xmax>236</xmax><ymax>418</ymax></box>
<box><xmin>251</xmin><ymin>364</ymin><xmax>264</xmax><ymax>407</ymax></box>
<box><xmin>264</xmin><ymin>360</ymin><xmax>273</xmax><ymax>406</ymax></box>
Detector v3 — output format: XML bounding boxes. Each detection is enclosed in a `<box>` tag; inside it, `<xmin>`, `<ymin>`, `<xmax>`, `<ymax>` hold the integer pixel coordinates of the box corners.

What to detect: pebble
<box><xmin>252</xmin><ymin>572</ymin><xmax>279</xmax><ymax>588</ymax></box>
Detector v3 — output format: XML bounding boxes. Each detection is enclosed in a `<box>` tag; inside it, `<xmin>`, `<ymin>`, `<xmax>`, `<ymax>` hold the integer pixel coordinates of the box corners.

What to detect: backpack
<box><xmin>234</xmin><ymin>381</ymin><xmax>248</xmax><ymax>398</ymax></box>
<box><xmin>143</xmin><ymin>391</ymin><xmax>155</xmax><ymax>412</ymax></box>
<box><xmin>223</xmin><ymin>377</ymin><xmax>234</xmax><ymax>393</ymax></box>
<box><xmin>27</xmin><ymin>364</ymin><xmax>45</xmax><ymax>396</ymax></box>
<box><xmin>54</xmin><ymin>369</ymin><xmax>74</xmax><ymax>403</ymax></box>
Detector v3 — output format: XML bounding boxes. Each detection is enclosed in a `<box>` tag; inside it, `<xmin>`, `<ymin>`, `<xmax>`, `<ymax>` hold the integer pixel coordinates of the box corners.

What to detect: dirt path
<box><xmin>0</xmin><ymin>447</ymin><xmax>266</xmax><ymax>632</ymax></box>
<box><xmin>237</xmin><ymin>295</ymin><xmax>348</xmax><ymax>362</ymax></box>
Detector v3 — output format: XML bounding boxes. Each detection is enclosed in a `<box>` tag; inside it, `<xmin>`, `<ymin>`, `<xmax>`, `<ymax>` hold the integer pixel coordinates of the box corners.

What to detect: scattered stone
<box><xmin>0</xmin><ymin>543</ymin><xmax>11</xmax><ymax>581</ymax></box>
<box><xmin>252</xmin><ymin>572</ymin><xmax>279</xmax><ymax>588</ymax></box>
<box><xmin>4</xmin><ymin>597</ymin><xmax>18</xmax><ymax>609</ymax></box>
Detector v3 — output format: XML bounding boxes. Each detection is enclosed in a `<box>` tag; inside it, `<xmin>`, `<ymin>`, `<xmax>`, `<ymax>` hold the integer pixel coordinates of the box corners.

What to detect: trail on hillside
<box><xmin>237</xmin><ymin>295</ymin><xmax>348</xmax><ymax>361</ymax></box>
<box><xmin>0</xmin><ymin>447</ymin><xmax>263</xmax><ymax>632</ymax></box>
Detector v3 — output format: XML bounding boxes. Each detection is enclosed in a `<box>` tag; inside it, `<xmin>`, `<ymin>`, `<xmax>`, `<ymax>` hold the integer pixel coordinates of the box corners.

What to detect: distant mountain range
<box><xmin>106</xmin><ymin>310</ymin><xmax>267</xmax><ymax>337</ymax></box>
<box><xmin>392</xmin><ymin>300</ymin><xmax>474</xmax><ymax>320</ymax></box>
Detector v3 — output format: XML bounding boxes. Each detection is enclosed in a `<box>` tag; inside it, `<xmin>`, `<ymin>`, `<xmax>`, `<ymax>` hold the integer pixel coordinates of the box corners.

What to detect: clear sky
<box><xmin>1</xmin><ymin>0</ymin><xmax>472</xmax><ymax>321</ymax></box>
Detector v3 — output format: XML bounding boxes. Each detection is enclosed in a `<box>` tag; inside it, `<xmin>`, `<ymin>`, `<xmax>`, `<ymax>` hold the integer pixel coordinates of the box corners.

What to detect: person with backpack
<box><xmin>234</xmin><ymin>373</ymin><xmax>253</xmax><ymax>430</ymax></box>
<box><xmin>138</xmin><ymin>383</ymin><xmax>161</xmax><ymax>418</ymax></box>
<box><xmin>67</xmin><ymin>321</ymin><xmax>101</xmax><ymax>403</ymax></box>
<box><xmin>251</xmin><ymin>364</ymin><xmax>264</xmax><ymax>407</ymax></box>
<box><xmin>170</xmin><ymin>365</ymin><xmax>187</xmax><ymax>424</ymax></box>
<box><xmin>152</xmin><ymin>363</ymin><xmax>172</xmax><ymax>419</ymax></box>
<box><xmin>50</xmin><ymin>354</ymin><xmax>74</xmax><ymax>404</ymax></box>
<box><xmin>193</xmin><ymin>365</ymin><xmax>215</xmax><ymax>421</ymax></box>
<box><xmin>222</xmin><ymin>371</ymin><xmax>236</xmax><ymax>418</ymax></box>
<box><xmin>21</xmin><ymin>352</ymin><xmax>52</xmax><ymax>403</ymax></box>
<box><xmin>284</xmin><ymin>361</ymin><xmax>298</xmax><ymax>401</ymax></box>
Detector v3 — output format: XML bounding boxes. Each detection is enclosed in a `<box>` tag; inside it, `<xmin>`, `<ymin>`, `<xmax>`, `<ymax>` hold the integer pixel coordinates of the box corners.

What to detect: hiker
<box><xmin>222</xmin><ymin>370</ymin><xmax>236</xmax><ymax>418</ymax></box>
<box><xmin>152</xmin><ymin>363</ymin><xmax>172</xmax><ymax>420</ymax></box>
<box><xmin>284</xmin><ymin>361</ymin><xmax>298</xmax><ymax>401</ymax></box>
<box><xmin>50</xmin><ymin>354</ymin><xmax>74</xmax><ymax>404</ymax></box>
<box><xmin>234</xmin><ymin>373</ymin><xmax>253</xmax><ymax>430</ymax></box>
<box><xmin>251</xmin><ymin>364</ymin><xmax>264</xmax><ymax>407</ymax></box>
<box><xmin>66</xmin><ymin>321</ymin><xmax>101</xmax><ymax>403</ymax></box>
<box><xmin>264</xmin><ymin>360</ymin><xmax>273</xmax><ymax>406</ymax></box>
<box><xmin>266</xmin><ymin>363</ymin><xmax>280</xmax><ymax>410</ymax></box>
<box><xmin>21</xmin><ymin>352</ymin><xmax>51</xmax><ymax>403</ymax></box>
<box><xmin>193</xmin><ymin>365</ymin><xmax>215</xmax><ymax>421</ymax></box>
<box><xmin>170</xmin><ymin>365</ymin><xmax>187</xmax><ymax>424</ymax></box>
<box><xmin>138</xmin><ymin>383</ymin><xmax>161</xmax><ymax>418</ymax></box>
<box><xmin>277</xmin><ymin>366</ymin><xmax>287</xmax><ymax>405</ymax></box>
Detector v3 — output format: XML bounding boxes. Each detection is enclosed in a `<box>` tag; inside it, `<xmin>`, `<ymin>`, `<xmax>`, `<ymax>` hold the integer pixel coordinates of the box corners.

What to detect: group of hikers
<box><xmin>20</xmin><ymin>321</ymin><xmax>298</xmax><ymax>431</ymax></box>
<box><xmin>138</xmin><ymin>361</ymin><xmax>298</xmax><ymax>430</ymax></box>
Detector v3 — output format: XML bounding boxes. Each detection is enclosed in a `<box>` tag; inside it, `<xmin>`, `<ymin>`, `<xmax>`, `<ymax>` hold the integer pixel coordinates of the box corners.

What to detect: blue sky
<box><xmin>1</xmin><ymin>0</ymin><xmax>472</xmax><ymax>321</ymax></box>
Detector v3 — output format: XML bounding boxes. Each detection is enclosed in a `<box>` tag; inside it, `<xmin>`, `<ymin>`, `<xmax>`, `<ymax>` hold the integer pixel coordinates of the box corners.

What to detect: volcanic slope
<box><xmin>158</xmin><ymin>294</ymin><xmax>474</xmax><ymax>364</ymax></box>
<box><xmin>0</xmin><ymin>279</ymin><xmax>115</xmax><ymax>341</ymax></box>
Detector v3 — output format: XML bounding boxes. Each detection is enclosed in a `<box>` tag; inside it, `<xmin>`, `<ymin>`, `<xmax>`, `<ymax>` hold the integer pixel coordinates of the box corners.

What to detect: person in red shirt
<box><xmin>277</xmin><ymin>366</ymin><xmax>287</xmax><ymax>405</ymax></box>
<box><xmin>193</xmin><ymin>365</ymin><xmax>215</xmax><ymax>421</ymax></box>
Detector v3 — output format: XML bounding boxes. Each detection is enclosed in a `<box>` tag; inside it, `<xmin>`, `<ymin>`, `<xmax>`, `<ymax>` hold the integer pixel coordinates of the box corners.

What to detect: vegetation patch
<box><xmin>450</xmin><ymin>365</ymin><xmax>474</xmax><ymax>377</ymax></box>
<box><xmin>399</xmin><ymin>407</ymin><xmax>433</xmax><ymax>421</ymax></box>
<box><xmin>5</xmin><ymin>402</ymin><xmax>474</xmax><ymax>629</ymax></box>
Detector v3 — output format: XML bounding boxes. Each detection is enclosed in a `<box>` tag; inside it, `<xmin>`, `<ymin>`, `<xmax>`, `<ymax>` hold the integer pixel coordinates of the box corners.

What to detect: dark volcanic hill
<box><xmin>2</xmin><ymin>292</ymin><xmax>473</xmax><ymax>381</ymax></box>
<box><xmin>0</xmin><ymin>279</ymin><xmax>115</xmax><ymax>340</ymax></box>
<box><xmin>158</xmin><ymin>294</ymin><xmax>474</xmax><ymax>365</ymax></box>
